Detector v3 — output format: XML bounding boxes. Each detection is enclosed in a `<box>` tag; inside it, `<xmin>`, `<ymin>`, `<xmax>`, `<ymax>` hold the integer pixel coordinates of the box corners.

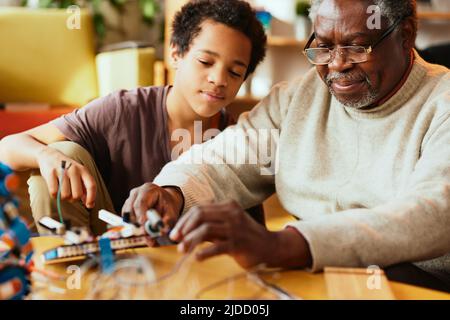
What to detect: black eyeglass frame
<box><xmin>303</xmin><ymin>17</ymin><xmax>405</xmax><ymax>65</ymax></box>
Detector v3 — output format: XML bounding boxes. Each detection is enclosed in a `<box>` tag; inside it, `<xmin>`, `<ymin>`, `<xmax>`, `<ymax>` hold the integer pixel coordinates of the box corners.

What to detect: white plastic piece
<box><xmin>145</xmin><ymin>209</ymin><xmax>163</xmax><ymax>237</ymax></box>
<box><xmin>98</xmin><ymin>209</ymin><xmax>134</xmax><ymax>228</ymax></box>
<box><xmin>64</xmin><ymin>228</ymin><xmax>92</xmax><ymax>244</ymax></box>
<box><xmin>65</xmin><ymin>230</ymin><xmax>82</xmax><ymax>244</ymax></box>
<box><xmin>39</xmin><ymin>216</ymin><xmax>66</xmax><ymax>234</ymax></box>
<box><xmin>146</xmin><ymin>209</ymin><xmax>162</xmax><ymax>228</ymax></box>
<box><xmin>120</xmin><ymin>224</ymin><xmax>144</xmax><ymax>238</ymax></box>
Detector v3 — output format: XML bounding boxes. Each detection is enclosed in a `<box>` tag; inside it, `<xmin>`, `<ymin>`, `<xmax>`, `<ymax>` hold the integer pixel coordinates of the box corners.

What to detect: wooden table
<box><xmin>29</xmin><ymin>236</ymin><xmax>450</xmax><ymax>300</ymax></box>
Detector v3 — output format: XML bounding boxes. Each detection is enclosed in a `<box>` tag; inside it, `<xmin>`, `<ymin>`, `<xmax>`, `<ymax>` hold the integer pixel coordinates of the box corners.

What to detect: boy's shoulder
<box><xmin>108</xmin><ymin>85</ymin><xmax>170</xmax><ymax>112</ymax></box>
<box><xmin>78</xmin><ymin>85</ymin><xmax>171</xmax><ymax>124</ymax></box>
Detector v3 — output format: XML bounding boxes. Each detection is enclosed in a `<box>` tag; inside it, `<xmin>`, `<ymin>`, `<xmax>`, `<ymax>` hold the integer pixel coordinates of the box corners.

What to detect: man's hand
<box><xmin>168</xmin><ymin>200</ymin><xmax>312</xmax><ymax>269</ymax></box>
<box><xmin>36</xmin><ymin>147</ymin><xmax>96</xmax><ymax>209</ymax></box>
<box><xmin>121</xmin><ymin>183</ymin><xmax>184</xmax><ymax>233</ymax></box>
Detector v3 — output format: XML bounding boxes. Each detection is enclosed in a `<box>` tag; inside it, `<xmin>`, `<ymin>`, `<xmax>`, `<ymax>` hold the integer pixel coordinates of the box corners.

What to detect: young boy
<box><xmin>0</xmin><ymin>0</ymin><xmax>267</xmax><ymax>235</ymax></box>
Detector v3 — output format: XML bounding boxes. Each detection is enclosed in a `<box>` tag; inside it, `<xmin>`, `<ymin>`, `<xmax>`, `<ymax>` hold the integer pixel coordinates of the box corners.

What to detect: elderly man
<box><xmin>123</xmin><ymin>0</ymin><xmax>450</xmax><ymax>290</ymax></box>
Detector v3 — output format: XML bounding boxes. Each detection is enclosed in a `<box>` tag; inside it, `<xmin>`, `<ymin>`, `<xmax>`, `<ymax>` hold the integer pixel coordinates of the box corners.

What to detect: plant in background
<box><xmin>295</xmin><ymin>0</ymin><xmax>311</xmax><ymax>17</ymax></box>
<box><xmin>21</xmin><ymin>0</ymin><xmax>159</xmax><ymax>41</ymax></box>
<box><xmin>294</xmin><ymin>0</ymin><xmax>311</xmax><ymax>40</ymax></box>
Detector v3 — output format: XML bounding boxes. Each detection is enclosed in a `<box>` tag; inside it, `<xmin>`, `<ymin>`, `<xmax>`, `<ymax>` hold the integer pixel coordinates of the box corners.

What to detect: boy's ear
<box><xmin>170</xmin><ymin>44</ymin><xmax>181</xmax><ymax>69</ymax></box>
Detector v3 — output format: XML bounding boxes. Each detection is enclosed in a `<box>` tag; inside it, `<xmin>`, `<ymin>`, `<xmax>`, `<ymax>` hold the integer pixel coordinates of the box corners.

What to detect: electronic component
<box><xmin>143</xmin><ymin>209</ymin><xmax>174</xmax><ymax>246</ymax></box>
<box><xmin>99</xmin><ymin>209</ymin><xmax>144</xmax><ymax>238</ymax></box>
<box><xmin>0</xmin><ymin>162</ymin><xmax>33</xmax><ymax>300</ymax></box>
<box><xmin>145</xmin><ymin>209</ymin><xmax>174</xmax><ymax>246</ymax></box>
<box><xmin>40</xmin><ymin>209</ymin><xmax>175</xmax><ymax>265</ymax></box>
<box><xmin>99</xmin><ymin>209</ymin><xmax>127</xmax><ymax>227</ymax></box>
<box><xmin>0</xmin><ymin>265</ymin><xmax>29</xmax><ymax>300</ymax></box>
<box><xmin>65</xmin><ymin>227</ymin><xmax>93</xmax><ymax>245</ymax></box>
<box><xmin>144</xmin><ymin>209</ymin><xmax>164</xmax><ymax>238</ymax></box>
<box><xmin>38</xmin><ymin>216</ymin><xmax>66</xmax><ymax>235</ymax></box>
<box><xmin>0</xmin><ymin>163</ymin><xmax>19</xmax><ymax>198</ymax></box>
<box><xmin>41</xmin><ymin>235</ymin><xmax>148</xmax><ymax>264</ymax></box>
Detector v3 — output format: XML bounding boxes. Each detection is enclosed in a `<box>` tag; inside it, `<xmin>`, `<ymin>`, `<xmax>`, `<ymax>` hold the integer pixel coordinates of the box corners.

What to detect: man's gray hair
<box><xmin>309</xmin><ymin>0</ymin><xmax>417</xmax><ymax>27</ymax></box>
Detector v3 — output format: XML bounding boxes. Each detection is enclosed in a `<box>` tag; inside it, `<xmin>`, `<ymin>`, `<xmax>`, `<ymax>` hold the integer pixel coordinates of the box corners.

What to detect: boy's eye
<box><xmin>229</xmin><ymin>70</ymin><xmax>242</xmax><ymax>78</ymax></box>
<box><xmin>198</xmin><ymin>60</ymin><xmax>212</xmax><ymax>66</ymax></box>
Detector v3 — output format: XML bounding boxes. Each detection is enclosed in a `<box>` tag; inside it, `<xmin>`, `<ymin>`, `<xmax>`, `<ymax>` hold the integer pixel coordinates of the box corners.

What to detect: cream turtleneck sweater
<box><xmin>155</xmin><ymin>52</ymin><xmax>450</xmax><ymax>276</ymax></box>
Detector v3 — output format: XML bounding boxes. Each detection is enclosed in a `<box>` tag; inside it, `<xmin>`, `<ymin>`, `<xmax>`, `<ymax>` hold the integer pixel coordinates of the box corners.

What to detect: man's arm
<box><xmin>154</xmin><ymin>81</ymin><xmax>295</xmax><ymax>213</ymax></box>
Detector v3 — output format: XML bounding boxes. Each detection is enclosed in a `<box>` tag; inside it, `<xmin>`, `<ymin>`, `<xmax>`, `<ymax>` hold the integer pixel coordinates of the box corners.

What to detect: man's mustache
<box><xmin>325</xmin><ymin>72</ymin><xmax>371</xmax><ymax>87</ymax></box>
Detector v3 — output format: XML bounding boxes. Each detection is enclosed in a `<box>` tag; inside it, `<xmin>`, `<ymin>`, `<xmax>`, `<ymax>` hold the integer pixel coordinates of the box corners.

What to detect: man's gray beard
<box><xmin>329</xmin><ymin>85</ymin><xmax>378</xmax><ymax>109</ymax></box>
<box><xmin>325</xmin><ymin>71</ymin><xmax>378</xmax><ymax>109</ymax></box>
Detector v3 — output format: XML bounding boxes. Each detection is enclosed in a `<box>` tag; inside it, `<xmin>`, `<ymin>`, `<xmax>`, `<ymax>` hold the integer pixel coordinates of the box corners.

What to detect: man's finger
<box><xmin>133</xmin><ymin>190</ymin><xmax>158</xmax><ymax>226</ymax></box>
<box><xmin>121</xmin><ymin>198</ymin><xmax>132</xmax><ymax>218</ymax></box>
<box><xmin>173</xmin><ymin>206</ymin><xmax>224</xmax><ymax>242</ymax></box>
<box><xmin>160</xmin><ymin>200</ymin><xmax>180</xmax><ymax>232</ymax></box>
<box><xmin>144</xmin><ymin>235</ymin><xmax>158</xmax><ymax>248</ymax></box>
<box><xmin>195</xmin><ymin>241</ymin><xmax>228</xmax><ymax>261</ymax></box>
<box><xmin>122</xmin><ymin>189</ymin><xmax>139</xmax><ymax>222</ymax></box>
<box><xmin>179</xmin><ymin>223</ymin><xmax>227</xmax><ymax>253</ymax></box>
<box><xmin>169</xmin><ymin>206</ymin><xmax>197</xmax><ymax>241</ymax></box>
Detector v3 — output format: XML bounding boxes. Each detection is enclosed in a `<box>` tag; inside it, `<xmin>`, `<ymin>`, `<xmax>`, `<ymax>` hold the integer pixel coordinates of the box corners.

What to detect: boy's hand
<box><xmin>121</xmin><ymin>183</ymin><xmax>184</xmax><ymax>233</ymax></box>
<box><xmin>36</xmin><ymin>147</ymin><xmax>97</xmax><ymax>209</ymax></box>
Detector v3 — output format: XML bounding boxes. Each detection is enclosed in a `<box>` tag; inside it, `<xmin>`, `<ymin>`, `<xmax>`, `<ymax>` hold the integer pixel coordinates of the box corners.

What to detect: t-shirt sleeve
<box><xmin>50</xmin><ymin>92</ymin><xmax>121</xmax><ymax>157</ymax></box>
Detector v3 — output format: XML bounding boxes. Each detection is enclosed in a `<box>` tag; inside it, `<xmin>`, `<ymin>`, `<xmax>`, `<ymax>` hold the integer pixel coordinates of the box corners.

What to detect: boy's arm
<box><xmin>0</xmin><ymin>123</ymin><xmax>66</xmax><ymax>171</ymax></box>
<box><xmin>0</xmin><ymin>122</ymin><xmax>96</xmax><ymax>208</ymax></box>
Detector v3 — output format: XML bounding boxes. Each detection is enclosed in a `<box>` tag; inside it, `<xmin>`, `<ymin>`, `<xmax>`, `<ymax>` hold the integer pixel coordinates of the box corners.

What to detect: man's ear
<box><xmin>170</xmin><ymin>44</ymin><xmax>181</xmax><ymax>69</ymax></box>
<box><xmin>400</xmin><ymin>17</ymin><xmax>416</xmax><ymax>52</ymax></box>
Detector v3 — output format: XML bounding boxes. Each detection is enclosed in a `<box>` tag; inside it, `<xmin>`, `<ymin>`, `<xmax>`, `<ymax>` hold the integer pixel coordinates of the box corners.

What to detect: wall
<box><xmin>99</xmin><ymin>0</ymin><xmax>166</xmax><ymax>59</ymax></box>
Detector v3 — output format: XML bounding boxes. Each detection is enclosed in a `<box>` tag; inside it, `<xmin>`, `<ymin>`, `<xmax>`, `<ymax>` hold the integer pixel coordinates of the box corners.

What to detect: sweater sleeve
<box><xmin>154</xmin><ymin>81</ymin><xmax>294</xmax><ymax>213</ymax></box>
<box><xmin>289</xmin><ymin>114</ymin><xmax>450</xmax><ymax>272</ymax></box>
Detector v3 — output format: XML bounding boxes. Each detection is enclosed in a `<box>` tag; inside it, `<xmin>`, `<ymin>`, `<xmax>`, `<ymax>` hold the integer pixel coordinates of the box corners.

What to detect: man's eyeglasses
<box><xmin>303</xmin><ymin>17</ymin><xmax>404</xmax><ymax>65</ymax></box>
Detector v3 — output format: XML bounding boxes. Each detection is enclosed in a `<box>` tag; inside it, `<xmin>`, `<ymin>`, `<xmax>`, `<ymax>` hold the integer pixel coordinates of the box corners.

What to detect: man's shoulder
<box><xmin>264</xmin><ymin>68</ymin><xmax>327</xmax><ymax>112</ymax></box>
<box><xmin>416</xmin><ymin>54</ymin><xmax>450</xmax><ymax>89</ymax></box>
<box><xmin>274</xmin><ymin>68</ymin><xmax>324</xmax><ymax>95</ymax></box>
<box><xmin>415</xmin><ymin>59</ymin><xmax>450</xmax><ymax>138</ymax></box>
<box><xmin>244</xmin><ymin>68</ymin><xmax>329</xmax><ymax>126</ymax></box>
<box><xmin>420</xmin><ymin>61</ymin><xmax>449</xmax><ymax>108</ymax></box>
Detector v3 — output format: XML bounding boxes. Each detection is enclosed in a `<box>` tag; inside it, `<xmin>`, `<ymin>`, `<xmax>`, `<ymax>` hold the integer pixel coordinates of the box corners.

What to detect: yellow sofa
<box><xmin>0</xmin><ymin>7</ymin><xmax>98</xmax><ymax>106</ymax></box>
<box><xmin>0</xmin><ymin>7</ymin><xmax>157</xmax><ymax>107</ymax></box>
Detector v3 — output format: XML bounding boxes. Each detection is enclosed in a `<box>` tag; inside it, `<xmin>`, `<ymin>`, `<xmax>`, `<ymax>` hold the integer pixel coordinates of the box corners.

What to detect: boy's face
<box><xmin>172</xmin><ymin>20</ymin><xmax>251</xmax><ymax>118</ymax></box>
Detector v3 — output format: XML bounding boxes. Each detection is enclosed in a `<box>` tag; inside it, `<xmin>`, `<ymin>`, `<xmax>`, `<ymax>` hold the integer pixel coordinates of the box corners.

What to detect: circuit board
<box><xmin>41</xmin><ymin>235</ymin><xmax>149</xmax><ymax>264</ymax></box>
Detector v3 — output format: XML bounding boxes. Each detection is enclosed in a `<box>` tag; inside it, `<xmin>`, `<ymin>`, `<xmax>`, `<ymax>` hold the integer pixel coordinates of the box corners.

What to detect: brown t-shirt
<box><xmin>51</xmin><ymin>86</ymin><xmax>233</xmax><ymax>212</ymax></box>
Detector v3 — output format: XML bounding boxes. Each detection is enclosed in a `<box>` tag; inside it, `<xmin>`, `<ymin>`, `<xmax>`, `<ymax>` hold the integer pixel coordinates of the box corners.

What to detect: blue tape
<box><xmin>99</xmin><ymin>238</ymin><xmax>115</xmax><ymax>274</ymax></box>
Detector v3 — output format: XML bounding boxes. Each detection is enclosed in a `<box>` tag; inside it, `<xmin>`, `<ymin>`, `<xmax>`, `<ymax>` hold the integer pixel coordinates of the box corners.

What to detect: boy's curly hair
<box><xmin>171</xmin><ymin>0</ymin><xmax>267</xmax><ymax>79</ymax></box>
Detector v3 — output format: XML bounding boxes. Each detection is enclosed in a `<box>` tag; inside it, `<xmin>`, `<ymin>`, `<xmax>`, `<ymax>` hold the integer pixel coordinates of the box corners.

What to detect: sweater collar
<box><xmin>340</xmin><ymin>50</ymin><xmax>428</xmax><ymax>119</ymax></box>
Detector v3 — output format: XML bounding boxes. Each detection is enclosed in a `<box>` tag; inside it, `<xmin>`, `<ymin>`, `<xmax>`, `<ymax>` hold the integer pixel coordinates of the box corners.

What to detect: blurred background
<box><xmin>0</xmin><ymin>0</ymin><xmax>449</xmax><ymax>115</ymax></box>
<box><xmin>0</xmin><ymin>0</ymin><xmax>449</xmax><ymax>223</ymax></box>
